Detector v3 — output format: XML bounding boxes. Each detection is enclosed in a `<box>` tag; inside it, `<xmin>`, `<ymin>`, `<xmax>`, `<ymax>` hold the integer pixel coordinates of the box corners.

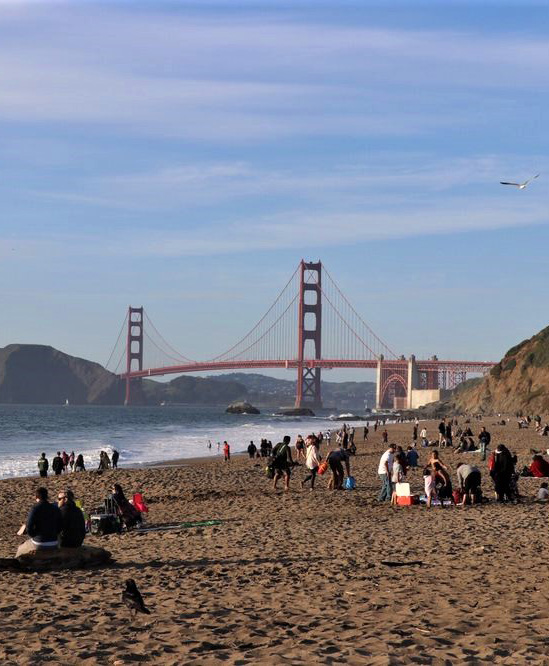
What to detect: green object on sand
<box><xmin>136</xmin><ymin>520</ymin><xmax>222</xmax><ymax>534</ymax></box>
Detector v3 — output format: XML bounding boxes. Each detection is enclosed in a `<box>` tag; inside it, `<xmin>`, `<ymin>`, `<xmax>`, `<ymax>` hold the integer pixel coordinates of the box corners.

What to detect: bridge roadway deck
<box><xmin>120</xmin><ymin>358</ymin><xmax>495</xmax><ymax>380</ymax></box>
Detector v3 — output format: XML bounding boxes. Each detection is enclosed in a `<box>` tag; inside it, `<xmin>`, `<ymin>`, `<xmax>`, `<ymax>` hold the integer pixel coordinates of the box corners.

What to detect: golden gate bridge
<box><xmin>106</xmin><ymin>261</ymin><xmax>495</xmax><ymax>410</ymax></box>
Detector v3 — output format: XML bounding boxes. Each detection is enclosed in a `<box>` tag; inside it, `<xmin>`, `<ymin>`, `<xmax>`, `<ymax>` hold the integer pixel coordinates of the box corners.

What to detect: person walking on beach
<box><xmin>37</xmin><ymin>453</ymin><xmax>49</xmax><ymax>478</ymax></box>
<box><xmin>74</xmin><ymin>454</ymin><xmax>85</xmax><ymax>472</ymax></box>
<box><xmin>377</xmin><ymin>444</ymin><xmax>395</xmax><ymax>501</ymax></box>
<box><xmin>412</xmin><ymin>425</ymin><xmax>418</xmax><ymax>446</ymax></box>
<box><xmin>223</xmin><ymin>441</ymin><xmax>230</xmax><ymax>462</ymax></box>
<box><xmin>301</xmin><ymin>435</ymin><xmax>321</xmax><ymax>491</ymax></box>
<box><xmin>111</xmin><ymin>449</ymin><xmax>119</xmax><ymax>469</ymax></box>
<box><xmin>438</xmin><ymin>420</ymin><xmax>446</xmax><ymax>447</ymax></box>
<box><xmin>295</xmin><ymin>435</ymin><xmax>306</xmax><ymax>462</ymax></box>
<box><xmin>69</xmin><ymin>451</ymin><xmax>75</xmax><ymax>472</ymax></box>
<box><xmin>61</xmin><ymin>451</ymin><xmax>69</xmax><ymax>473</ymax></box>
<box><xmin>490</xmin><ymin>444</ymin><xmax>514</xmax><ymax>502</ymax></box>
<box><xmin>363</xmin><ymin>425</ymin><xmax>369</xmax><ymax>442</ymax></box>
<box><xmin>272</xmin><ymin>435</ymin><xmax>293</xmax><ymax>492</ymax></box>
<box><xmin>420</xmin><ymin>427</ymin><xmax>428</xmax><ymax>447</ymax></box>
<box><xmin>478</xmin><ymin>427</ymin><xmax>491</xmax><ymax>462</ymax></box>
<box><xmin>381</xmin><ymin>429</ymin><xmax>388</xmax><ymax>444</ymax></box>
<box><xmin>52</xmin><ymin>452</ymin><xmax>64</xmax><ymax>476</ymax></box>
<box><xmin>247</xmin><ymin>441</ymin><xmax>257</xmax><ymax>459</ymax></box>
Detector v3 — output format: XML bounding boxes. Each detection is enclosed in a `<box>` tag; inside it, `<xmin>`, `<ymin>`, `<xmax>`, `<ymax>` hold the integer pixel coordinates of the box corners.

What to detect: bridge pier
<box><xmin>295</xmin><ymin>260</ymin><xmax>322</xmax><ymax>409</ymax></box>
<box><xmin>124</xmin><ymin>306</ymin><xmax>144</xmax><ymax>406</ymax></box>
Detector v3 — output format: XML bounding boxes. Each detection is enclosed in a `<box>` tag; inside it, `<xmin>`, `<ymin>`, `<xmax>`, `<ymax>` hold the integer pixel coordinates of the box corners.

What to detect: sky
<box><xmin>0</xmin><ymin>0</ymin><xmax>548</xmax><ymax>383</ymax></box>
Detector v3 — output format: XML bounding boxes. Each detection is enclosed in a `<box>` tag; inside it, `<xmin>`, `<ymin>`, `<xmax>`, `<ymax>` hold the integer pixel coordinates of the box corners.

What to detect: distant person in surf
<box><xmin>74</xmin><ymin>454</ymin><xmax>85</xmax><ymax>472</ymax></box>
<box><xmin>98</xmin><ymin>451</ymin><xmax>111</xmax><ymax>470</ymax></box>
<box><xmin>111</xmin><ymin>449</ymin><xmax>120</xmax><ymax>469</ymax></box>
<box><xmin>52</xmin><ymin>452</ymin><xmax>64</xmax><ymax>476</ymax></box>
<box><xmin>37</xmin><ymin>453</ymin><xmax>49</xmax><ymax>478</ymax></box>
<box><xmin>247</xmin><ymin>441</ymin><xmax>257</xmax><ymax>459</ymax></box>
<box><xmin>223</xmin><ymin>441</ymin><xmax>230</xmax><ymax>462</ymax></box>
<box><xmin>295</xmin><ymin>435</ymin><xmax>305</xmax><ymax>462</ymax></box>
<box><xmin>69</xmin><ymin>451</ymin><xmax>75</xmax><ymax>472</ymax></box>
<box><xmin>61</xmin><ymin>451</ymin><xmax>69</xmax><ymax>473</ymax></box>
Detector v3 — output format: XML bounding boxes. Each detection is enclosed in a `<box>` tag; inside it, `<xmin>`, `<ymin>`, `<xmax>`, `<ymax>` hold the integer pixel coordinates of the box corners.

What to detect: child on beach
<box><xmin>537</xmin><ymin>482</ymin><xmax>549</xmax><ymax>501</ymax></box>
<box><xmin>390</xmin><ymin>456</ymin><xmax>404</xmax><ymax>505</ymax></box>
<box><xmin>423</xmin><ymin>466</ymin><xmax>436</xmax><ymax>508</ymax></box>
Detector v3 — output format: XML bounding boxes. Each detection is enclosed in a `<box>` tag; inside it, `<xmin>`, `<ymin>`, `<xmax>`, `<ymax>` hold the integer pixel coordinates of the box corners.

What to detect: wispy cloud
<box><xmin>0</xmin><ymin>6</ymin><xmax>547</xmax><ymax>141</ymax></box>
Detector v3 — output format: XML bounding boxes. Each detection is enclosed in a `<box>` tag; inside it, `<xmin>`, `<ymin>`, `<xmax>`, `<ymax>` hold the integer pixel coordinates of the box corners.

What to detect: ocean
<box><xmin>0</xmin><ymin>404</ymin><xmax>371</xmax><ymax>480</ymax></box>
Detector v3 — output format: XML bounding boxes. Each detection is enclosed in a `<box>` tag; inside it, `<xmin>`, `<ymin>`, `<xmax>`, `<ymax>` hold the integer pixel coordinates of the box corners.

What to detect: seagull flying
<box><xmin>500</xmin><ymin>174</ymin><xmax>539</xmax><ymax>189</ymax></box>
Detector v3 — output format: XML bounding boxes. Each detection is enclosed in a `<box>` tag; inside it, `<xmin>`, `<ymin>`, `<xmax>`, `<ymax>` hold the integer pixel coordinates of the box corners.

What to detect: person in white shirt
<box><xmin>420</xmin><ymin>427</ymin><xmax>428</xmax><ymax>447</ymax></box>
<box><xmin>390</xmin><ymin>458</ymin><xmax>404</xmax><ymax>505</ymax></box>
<box><xmin>301</xmin><ymin>435</ymin><xmax>321</xmax><ymax>491</ymax></box>
<box><xmin>377</xmin><ymin>444</ymin><xmax>395</xmax><ymax>501</ymax></box>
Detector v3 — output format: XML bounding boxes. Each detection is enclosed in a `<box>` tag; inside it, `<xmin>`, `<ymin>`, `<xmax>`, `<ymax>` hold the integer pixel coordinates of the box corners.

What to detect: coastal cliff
<box><xmin>422</xmin><ymin>325</ymin><xmax>549</xmax><ymax>415</ymax></box>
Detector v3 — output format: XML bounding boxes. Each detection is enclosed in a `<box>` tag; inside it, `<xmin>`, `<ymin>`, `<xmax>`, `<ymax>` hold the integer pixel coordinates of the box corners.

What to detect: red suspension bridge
<box><xmin>106</xmin><ymin>261</ymin><xmax>495</xmax><ymax>410</ymax></box>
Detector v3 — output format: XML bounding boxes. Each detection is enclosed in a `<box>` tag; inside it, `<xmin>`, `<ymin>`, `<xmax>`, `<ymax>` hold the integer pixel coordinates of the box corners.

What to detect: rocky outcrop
<box><xmin>226</xmin><ymin>401</ymin><xmax>260</xmax><ymax>414</ymax></box>
<box><xmin>420</xmin><ymin>325</ymin><xmax>549</xmax><ymax>415</ymax></box>
<box><xmin>276</xmin><ymin>407</ymin><xmax>315</xmax><ymax>416</ymax></box>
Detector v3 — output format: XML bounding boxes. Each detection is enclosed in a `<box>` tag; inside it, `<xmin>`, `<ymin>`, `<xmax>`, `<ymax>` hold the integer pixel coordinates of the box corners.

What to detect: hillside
<box><xmin>208</xmin><ymin>372</ymin><xmax>376</xmax><ymax>409</ymax></box>
<box><xmin>422</xmin><ymin>325</ymin><xmax>549</xmax><ymax>415</ymax></box>
<box><xmin>0</xmin><ymin>344</ymin><xmax>124</xmax><ymax>405</ymax></box>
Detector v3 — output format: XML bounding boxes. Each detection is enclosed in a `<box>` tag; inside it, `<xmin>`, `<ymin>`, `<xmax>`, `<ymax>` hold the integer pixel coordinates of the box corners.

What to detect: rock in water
<box><xmin>276</xmin><ymin>407</ymin><xmax>315</xmax><ymax>416</ymax></box>
<box><xmin>226</xmin><ymin>401</ymin><xmax>260</xmax><ymax>414</ymax></box>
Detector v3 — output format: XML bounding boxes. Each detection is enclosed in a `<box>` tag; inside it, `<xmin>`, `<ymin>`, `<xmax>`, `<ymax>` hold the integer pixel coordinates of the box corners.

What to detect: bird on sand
<box><xmin>500</xmin><ymin>174</ymin><xmax>539</xmax><ymax>189</ymax></box>
<box><xmin>122</xmin><ymin>578</ymin><xmax>150</xmax><ymax>617</ymax></box>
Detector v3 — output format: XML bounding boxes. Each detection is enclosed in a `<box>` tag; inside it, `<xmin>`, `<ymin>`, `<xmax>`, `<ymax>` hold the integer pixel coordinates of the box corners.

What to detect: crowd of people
<box><xmin>37</xmin><ymin>449</ymin><xmax>119</xmax><ymax>476</ymax></box>
<box><xmin>17</xmin><ymin>480</ymin><xmax>145</xmax><ymax>558</ymax></box>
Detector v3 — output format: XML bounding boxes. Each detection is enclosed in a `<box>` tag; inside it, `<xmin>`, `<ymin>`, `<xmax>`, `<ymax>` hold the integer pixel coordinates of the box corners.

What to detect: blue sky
<box><xmin>0</xmin><ymin>1</ymin><xmax>548</xmax><ymax>382</ymax></box>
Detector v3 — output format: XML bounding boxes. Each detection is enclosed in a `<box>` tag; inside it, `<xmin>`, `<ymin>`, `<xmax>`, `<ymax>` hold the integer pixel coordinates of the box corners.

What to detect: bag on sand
<box><xmin>344</xmin><ymin>476</ymin><xmax>356</xmax><ymax>490</ymax></box>
<box><xmin>265</xmin><ymin>463</ymin><xmax>275</xmax><ymax>480</ymax></box>
<box><xmin>453</xmin><ymin>489</ymin><xmax>463</xmax><ymax>504</ymax></box>
<box><xmin>318</xmin><ymin>461</ymin><xmax>328</xmax><ymax>476</ymax></box>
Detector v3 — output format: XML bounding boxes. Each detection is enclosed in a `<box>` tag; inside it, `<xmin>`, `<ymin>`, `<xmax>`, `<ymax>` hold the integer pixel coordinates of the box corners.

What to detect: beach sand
<box><xmin>1</xmin><ymin>418</ymin><xmax>549</xmax><ymax>665</ymax></box>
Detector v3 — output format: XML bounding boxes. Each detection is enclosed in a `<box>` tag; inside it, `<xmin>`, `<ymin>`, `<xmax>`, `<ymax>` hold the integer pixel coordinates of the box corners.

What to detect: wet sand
<box><xmin>1</xmin><ymin>418</ymin><xmax>549</xmax><ymax>665</ymax></box>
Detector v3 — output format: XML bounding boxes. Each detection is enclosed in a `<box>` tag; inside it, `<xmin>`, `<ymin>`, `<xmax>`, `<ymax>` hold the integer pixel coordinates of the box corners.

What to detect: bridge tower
<box><xmin>295</xmin><ymin>260</ymin><xmax>322</xmax><ymax>409</ymax></box>
<box><xmin>125</xmin><ymin>306</ymin><xmax>144</xmax><ymax>405</ymax></box>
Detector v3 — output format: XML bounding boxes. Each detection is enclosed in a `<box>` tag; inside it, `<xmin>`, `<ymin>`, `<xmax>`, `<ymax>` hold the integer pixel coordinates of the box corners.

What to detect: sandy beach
<box><xmin>2</xmin><ymin>418</ymin><xmax>549</xmax><ymax>665</ymax></box>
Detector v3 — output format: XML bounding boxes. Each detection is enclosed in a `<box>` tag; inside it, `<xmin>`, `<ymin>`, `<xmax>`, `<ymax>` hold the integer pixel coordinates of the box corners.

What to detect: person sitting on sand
<box><xmin>456</xmin><ymin>463</ymin><xmax>482</xmax><ymax>507</ymax></box>
<box><xmin>530</xmin><ymin>455</ymin><xmax>549</xmax><ymax>478</ymax></box>
<box><xmin>301</xmin><ymin>435</ymin><xmax>321</xmax><ymax>491</ymax></box>
<box><xmin>271</xmin><ymin>435</ymin><xmax>294</xmax><ymax>491</ymax></box>
<box><xmin>58</xmin><ymin>489</ymin><xmax>86</xmax><ymax>548</ymax></box>
<box><xmin>17</xmin><ymin>487</ymin><xmax>63</xmax><ymax>557</ymax></box>
<box><xmin>111</xmin><ymin>484</ymin><xmax>142</xmax><ymax>529</ymax></box>
<box><xmin>537</xmin><ymin>482</ymin><xmax>549</xmax><ymax>501</ymax></box>
<box><xmin>326</xmin><ymin>446</ymin><xmax>351</xmax><ymax>491</ymax></box>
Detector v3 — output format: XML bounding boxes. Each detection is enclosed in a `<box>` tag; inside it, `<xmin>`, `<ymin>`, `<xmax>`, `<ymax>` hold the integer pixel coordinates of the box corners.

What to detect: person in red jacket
<box><xmin>223</xmin><ymin>441</ymin><xmax>230</xmax><ymax>462</ymax></box>
<box><xmin>530</xmin><ymin>455</ymin><xmax>549</xmax><ymax>477</ymax></box>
